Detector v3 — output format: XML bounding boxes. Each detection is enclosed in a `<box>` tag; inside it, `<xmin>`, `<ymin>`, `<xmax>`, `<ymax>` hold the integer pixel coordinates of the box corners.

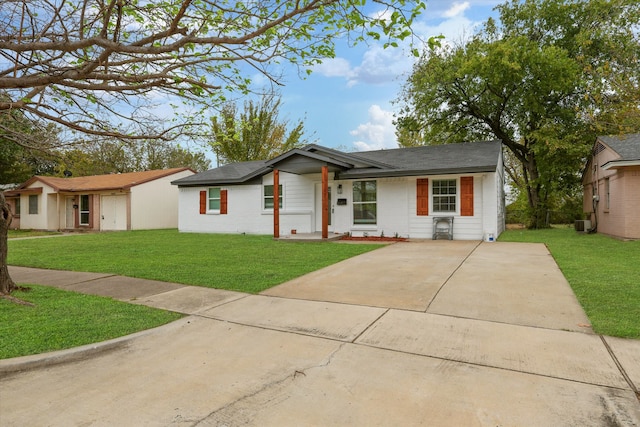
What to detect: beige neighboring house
<box><xmin>582</xmin><ymin>134</ymin><xmax>640</xmax><ymax>239</ymax></box>
<box><xmin>4</xmin><ymin>168</ymin><xmax>194</xmax><ymax>231</ymax></box>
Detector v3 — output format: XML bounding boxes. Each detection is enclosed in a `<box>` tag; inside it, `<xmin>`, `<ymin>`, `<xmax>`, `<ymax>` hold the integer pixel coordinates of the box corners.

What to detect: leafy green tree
<box><xmin>395</xmin><ymin>0</ymin><xmax>640</xmax><ymax>228</ymax></box>
<box><xmin>1</xmin><ymin>102</ymin><xmax>59</xmax><ymax>184</ymax></box>
<box><xmin>0</xmin><ymin>0</ymin><xmax>426</xmax><ymax>296</ymax></box>
<box><xmin>57</xmin><ymin>139</ymin><xmax>211</xmax><ymax>176</ymax></box>
<box><xmin>210</xmin><ymin>94</ymin><xmax>313</xmax><ymax>164</ymax></box>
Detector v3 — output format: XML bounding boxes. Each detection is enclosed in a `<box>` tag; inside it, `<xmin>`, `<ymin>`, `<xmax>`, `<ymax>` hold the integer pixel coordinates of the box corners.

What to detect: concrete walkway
<box><xmin>1</xmin><ymin>241</ymin><xmax>639</xmax><ymax>426</ymax></box>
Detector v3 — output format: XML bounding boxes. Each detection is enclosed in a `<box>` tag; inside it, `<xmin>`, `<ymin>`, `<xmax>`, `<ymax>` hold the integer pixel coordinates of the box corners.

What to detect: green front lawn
<box><xmin>7</xmin><ymin>229</ymin><xmax>382</xmax><ymax>293</ymax></box>
<box><xmin>500</xmin><ymin>226</ymin><xmax>640</xmax><ymax>339</ymax></box>
<box><xmin>0</xmin><ymin>285</ymin><xmax>182</xmax><ymax>359</ymax></box>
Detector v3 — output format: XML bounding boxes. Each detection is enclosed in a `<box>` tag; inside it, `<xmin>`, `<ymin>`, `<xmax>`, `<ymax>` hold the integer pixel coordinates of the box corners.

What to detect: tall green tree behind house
<box><xmin>395</xmin><ymin>0</ymin><xmax>640</xmax><ymax>228</ymax></box>
<box><xmin>0</xmin><ymin>0</ymin><xmax>426</xmax><ymax>296</ymax></box>
<box><xmin>210</xmin><ymin>94</ymin><xmax>313</xmax><ymax>164</ymax></box>
<box><xmin>57</xmin><ymin>139</ymin><xmax>211</xmax><ymax>176</ymax></box>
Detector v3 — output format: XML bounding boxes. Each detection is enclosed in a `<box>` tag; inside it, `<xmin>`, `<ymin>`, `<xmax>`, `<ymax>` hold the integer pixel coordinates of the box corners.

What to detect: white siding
<box><xmin>19</xmin><ymin>183</ymin><xmax>55</xmax><ymax>230</ymax></box>
<box><xmin>374</xmin><ymin>178</ymin><xmax>410</xmax><ymax>237</ymax></box>
<box><xmin>178</xmin><ymin>171</ymin><xmax>314</xmax><ymax>235</ymax></box>
<box><xmin>130</xmin><ymin>169</ymin><xmax>193</xmax><ymax>230</ymax></box>
<box><xmin>408</xmin><ymin>174</ymin><xmax>491</xmax><ymax>240</ymax></box>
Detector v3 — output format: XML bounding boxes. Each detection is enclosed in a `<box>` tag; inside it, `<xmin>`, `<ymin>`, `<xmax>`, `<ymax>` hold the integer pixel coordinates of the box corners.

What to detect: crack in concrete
<box><xmin>191</xmin><ymin>343</ymin><xmax>346</xmax><ymax>426</ymax></box>
<box><xmin>601</xmin><ymin>335</ymin><xmax>640</xmax><ymax>402</ymax></box>
<box><xmin>423</xmin><ymin>240</ymin><xmax>482</xmax><ymax>313</ymax></box>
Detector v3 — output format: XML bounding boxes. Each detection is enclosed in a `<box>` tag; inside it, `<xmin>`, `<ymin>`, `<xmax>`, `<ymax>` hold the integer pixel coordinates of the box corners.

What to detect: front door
<box><xmin>314</xmin><ymin>183</ymin><xmax>333</xmax><ymax>232</ymax></box>
<box><xmin>65</xmin><ymin>196</ymin><xmax>75</xmax><ymax>228</ymax></box>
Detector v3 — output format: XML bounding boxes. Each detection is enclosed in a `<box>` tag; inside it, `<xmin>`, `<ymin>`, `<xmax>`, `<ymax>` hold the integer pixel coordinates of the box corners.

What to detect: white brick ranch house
<box><xmin>171</xmin><ymin>141</ymin><xmax>505</xmax><ymax>240</ymax></box>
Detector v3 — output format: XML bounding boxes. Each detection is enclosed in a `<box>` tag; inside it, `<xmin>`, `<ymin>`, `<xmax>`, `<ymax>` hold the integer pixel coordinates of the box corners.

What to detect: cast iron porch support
<box><xmin>322</xmin><ymin>165</ymin><xmax>328</xmax><ymax>239</ymax></box>
<box><xmin>273</xmin><ymin>168</ymin><xmax>279</xmax><ymax>238</ymax></box>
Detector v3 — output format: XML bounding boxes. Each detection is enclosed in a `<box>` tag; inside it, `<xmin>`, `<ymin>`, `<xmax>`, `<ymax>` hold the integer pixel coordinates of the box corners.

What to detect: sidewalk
<box><xmin>1</xmin><ymin>241</ymin><xmax>639</xmax><ymax>426</ymax></box>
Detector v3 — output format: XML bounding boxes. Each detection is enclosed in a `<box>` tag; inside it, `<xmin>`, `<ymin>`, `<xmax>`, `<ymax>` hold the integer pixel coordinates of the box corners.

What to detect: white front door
<box><xmin>314</xmin><ymin>183</ymin><xmax>333</xmax><ymax>232</ymax></box>
<box><xmin>101</xmin><ymin>195</ymin><xmax>127</xmax><ymax>230</ymax></box>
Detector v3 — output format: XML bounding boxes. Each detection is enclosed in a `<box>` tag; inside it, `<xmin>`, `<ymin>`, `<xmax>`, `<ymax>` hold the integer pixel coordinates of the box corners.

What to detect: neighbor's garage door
<box><xmin>101</xmin><ymin>195</ymin><xmax>127</xmax><ymax>230</ymax></box>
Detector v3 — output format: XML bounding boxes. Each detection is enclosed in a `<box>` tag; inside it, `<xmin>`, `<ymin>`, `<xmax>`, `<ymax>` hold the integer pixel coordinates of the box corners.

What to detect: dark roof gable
<box><xmin>599</xmin><ymin>133</ymin><xmax>640</xmax><ymax>161</ymax></box>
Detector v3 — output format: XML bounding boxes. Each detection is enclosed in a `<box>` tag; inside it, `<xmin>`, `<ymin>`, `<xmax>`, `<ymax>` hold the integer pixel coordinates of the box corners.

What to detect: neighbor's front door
<box><xmin>65</xmin><ymin>196</ymin><xmax>75</xmax><ymax>228</ymax></box>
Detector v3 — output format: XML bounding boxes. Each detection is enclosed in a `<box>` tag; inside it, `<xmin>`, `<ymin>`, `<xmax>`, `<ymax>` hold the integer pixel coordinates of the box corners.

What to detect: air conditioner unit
<box><xmin>575</xmin><ymin>220</ymin><xmax>592</xmax><ymax>232</ymax></box>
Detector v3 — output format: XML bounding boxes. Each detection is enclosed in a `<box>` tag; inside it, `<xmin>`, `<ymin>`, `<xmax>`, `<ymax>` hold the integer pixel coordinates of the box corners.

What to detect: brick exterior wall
<box><xmin>583</xmin><ymin>144</ymin><xmax>640</xmax><ymax>239</ymax></box>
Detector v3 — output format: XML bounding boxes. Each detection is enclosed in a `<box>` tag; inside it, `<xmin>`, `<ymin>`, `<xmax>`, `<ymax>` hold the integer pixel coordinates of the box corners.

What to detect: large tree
<box><xmin>0</xmin><ymin>0</ymin><xmax>425</xmax><ymax>296</ymax></box>
<box><xmin>395</xmin><ymin>0</ymin><xmax>640</xmax><ymax>228</ymax></box>
<box><xmin>210</xmin><ymin>94</ymin><xmax>312</xmax><ymax>164</ymax></box>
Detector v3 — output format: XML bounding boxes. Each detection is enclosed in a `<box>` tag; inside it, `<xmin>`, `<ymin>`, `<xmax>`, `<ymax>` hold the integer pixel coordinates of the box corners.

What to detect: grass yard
<box><xmin>0</xmin><ymin>285</ymin><xmax>182</xmax><ymax>359</ymax></box>
<box><xmin>500</xmin><ymin>226</ymin><xmax>640</xmax><ymax>339</ymax></box>
<box><xmin>7</xmin><ymin>229</ymin><xmax>382</xmax><ymax>293</ymax></box>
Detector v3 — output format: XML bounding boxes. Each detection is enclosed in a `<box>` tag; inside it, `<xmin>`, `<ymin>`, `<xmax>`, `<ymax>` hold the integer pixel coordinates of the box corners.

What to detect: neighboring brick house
<box><xmin>582</xmin><ymin>134</ymin><xmax>640</xmax><ymax>239</ymax></box>
<box><xmin>4</xmin><ymin>168</ymin><xmax>194</xmax><ymax>231</ymax></box>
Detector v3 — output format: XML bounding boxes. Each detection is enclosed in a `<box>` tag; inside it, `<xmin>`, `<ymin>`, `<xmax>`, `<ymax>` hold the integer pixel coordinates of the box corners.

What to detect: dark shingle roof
<box><xmin>339</xmin><ymin>140</ymin><xmax>502</xmax><ymax>179</ymax></box>
<box><xmin>172</xmin><ymin>141</ymin><xmax>503</xmax><ymax>186</ymax></box>
<box><xmin>172</xmin><ymin>160</ymin><xmax>269</xmax><ymax>186</ymax></box>
<box><xmin>599</xmin><ymin>133</ymin><xmax>640</xmax><ymax>160</ymax></box>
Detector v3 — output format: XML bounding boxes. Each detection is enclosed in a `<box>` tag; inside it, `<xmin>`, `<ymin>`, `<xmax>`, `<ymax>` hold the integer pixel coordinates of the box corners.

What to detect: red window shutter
<box><xmin>417</xmin><ymin>178</ymin><xmax>429</xmax><ymax>216</ymax></box>
<box><xmin>199</xmin><ymin>190</ymin><xmax>206</xmax><ymax>214</ymax></box>
<box><xmin>220</xmin><ymin>190</ymin><xmax>228</xmax><ymax>215</ymax></box>
<box><xmin>461</xmin><ymin>176</ymin><xmax>474</xmax><ymax>216</ymax></box>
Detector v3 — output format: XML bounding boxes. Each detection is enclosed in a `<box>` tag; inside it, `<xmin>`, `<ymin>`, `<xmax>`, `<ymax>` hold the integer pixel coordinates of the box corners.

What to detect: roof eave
<box><xmin>172</xmin><ymin>167</ymin><xmax>271</xmax><ymax>187</ymax></box>
<box><xmin>337</xmin><ymin>166</ymin><xmax>498</xmax><ymax>180</ymax></box>
<box><xmin>601</xmin><ymin>159</ymin><xmax>640</xmax><ymax>170</ymax></box>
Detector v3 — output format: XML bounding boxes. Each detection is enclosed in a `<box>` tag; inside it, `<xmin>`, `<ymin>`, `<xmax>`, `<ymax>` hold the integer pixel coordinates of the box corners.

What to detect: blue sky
<box><xmin>251</xmin><ymin>1</ymin><xmax>502</xmax><ymax>153</ymax></box>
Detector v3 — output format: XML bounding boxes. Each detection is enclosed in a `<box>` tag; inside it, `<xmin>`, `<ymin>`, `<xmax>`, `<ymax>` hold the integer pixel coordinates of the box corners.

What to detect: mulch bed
<box><xmin>340</xmin><ymin>236</ymin><xmax>407</xmax><ymax>242</ymax></box>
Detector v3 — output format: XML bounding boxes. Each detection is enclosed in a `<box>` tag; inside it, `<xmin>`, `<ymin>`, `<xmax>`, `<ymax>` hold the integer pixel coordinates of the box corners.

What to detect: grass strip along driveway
<box><xmin>4</xmin><ymin>230</ymin><xmax>382</xmax><ymax>359</ymax></box>
<box><xmin>500</xmin><ymin>227</ymin><xmax>640</xmax><ymax>339</ymax></box>
<box><xmin>0</xmin><ymin>286</ymin><xmax>183</xmax><ymax>359</ymax></box>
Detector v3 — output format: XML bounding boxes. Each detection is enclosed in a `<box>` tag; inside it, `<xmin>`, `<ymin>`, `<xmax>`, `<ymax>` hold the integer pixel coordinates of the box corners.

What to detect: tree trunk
<box><xmin>1</xmin><ymin>191</ymin><xmax>17</xmax><ymax>295</ymax></box>
<box><xmin>521</xmin><ymin>153</ymin><xmax>549</xmax><ymax>229</ymax></box>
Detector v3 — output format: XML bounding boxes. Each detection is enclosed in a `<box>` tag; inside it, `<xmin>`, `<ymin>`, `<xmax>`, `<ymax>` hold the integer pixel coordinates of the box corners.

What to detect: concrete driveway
<box><xmin>2</xmin><ymin>241</ymin><xmax>639</xmax><ymax>426</ymax></box>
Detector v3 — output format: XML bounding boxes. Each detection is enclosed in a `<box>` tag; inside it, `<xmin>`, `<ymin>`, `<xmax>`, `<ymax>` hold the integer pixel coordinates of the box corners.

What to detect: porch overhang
<box><xmin>265</xmin><ymin>149</ymin><xmax>353</xmax><ymax>175</ymax></box>
<box><xmin>267</xmin><ymin>151</ymin><xmax>343</xmax><ymax>240</ymax></box>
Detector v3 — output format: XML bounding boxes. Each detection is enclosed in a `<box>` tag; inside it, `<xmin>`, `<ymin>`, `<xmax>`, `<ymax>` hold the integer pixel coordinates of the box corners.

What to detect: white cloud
<box><xmin>443</xmin><ymin>2</ymin><xmax>471</xmax><ymax>18</ymax></box>
<box><xmin>313</xmin><ymin>58</ymin><xmax>355</xmax><ymax>79</ymax></box>
<box><xmin>314</xmin><ymin>45</ymin><xmax>413</xmax><ymax>87</ymax></box>
<box><xmin>350</xmin><ymin>105</ymin><xmax>397</xmax><ymax>151</ymax></box>
<box><xmin>350</xmin><ymin>45</ymin><xmax>413</xmax><ymax>86</ymax></box>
